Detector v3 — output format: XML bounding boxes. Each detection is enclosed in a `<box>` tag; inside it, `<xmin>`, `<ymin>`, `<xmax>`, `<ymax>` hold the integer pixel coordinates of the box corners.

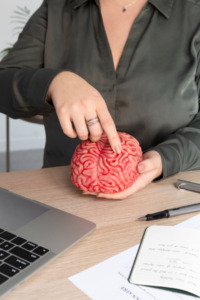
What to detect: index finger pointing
<box><xmin>97</xmin><ymin>104</ymin><xmax>121</xmax><ymax>153</ymax></box>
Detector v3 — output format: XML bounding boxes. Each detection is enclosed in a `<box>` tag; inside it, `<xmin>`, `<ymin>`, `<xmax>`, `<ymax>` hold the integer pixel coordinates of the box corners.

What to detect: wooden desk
<box><xmin>0</xmin><ymin>167</ymin><xmax>200</xmax><ymax>299</ymax></box>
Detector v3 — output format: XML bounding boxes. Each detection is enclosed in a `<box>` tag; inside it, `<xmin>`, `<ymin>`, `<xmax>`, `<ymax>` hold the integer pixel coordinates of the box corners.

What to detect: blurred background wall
<box><xmin>0</xmin><ymin>0</ymin><xmax>43</xmax><ymax>155</ymax></box>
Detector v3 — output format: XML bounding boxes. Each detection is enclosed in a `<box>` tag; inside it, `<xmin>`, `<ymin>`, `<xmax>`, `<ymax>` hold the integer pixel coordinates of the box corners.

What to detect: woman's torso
<box><xmin>43</xmin><ymin>0</ymin><xmax>200</xmax><ymax>167</ymax></box>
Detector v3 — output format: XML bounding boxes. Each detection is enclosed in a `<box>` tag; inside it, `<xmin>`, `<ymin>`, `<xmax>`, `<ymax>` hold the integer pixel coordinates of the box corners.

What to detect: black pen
<box><xmin>138</xmin><ymin>203</ymin><xmax>200</xmax><ymax>221</ymax></box>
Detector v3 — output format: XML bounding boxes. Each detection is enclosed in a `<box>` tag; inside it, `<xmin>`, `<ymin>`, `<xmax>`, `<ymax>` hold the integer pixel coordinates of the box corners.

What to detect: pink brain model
<box><xmin>70</xmin><ymin>132</ymin><xmax>142</xmax><ymax>194</ymax></box>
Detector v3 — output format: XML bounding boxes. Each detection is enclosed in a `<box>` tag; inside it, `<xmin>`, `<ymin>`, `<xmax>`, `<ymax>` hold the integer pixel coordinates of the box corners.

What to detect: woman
<box><xmin>0</xmin><ymin>0</ymin><xmax>200</xmax><ymax>199</ymax></box>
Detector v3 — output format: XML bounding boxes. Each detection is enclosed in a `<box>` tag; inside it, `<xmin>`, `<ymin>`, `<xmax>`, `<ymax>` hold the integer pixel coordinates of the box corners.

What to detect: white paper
<box><xmin>69</xmin><ymin>214</ymin><xmax>200</xmax><ymax>300</ymax></box>
<box><xmin>129</xmin><ymin>226</ymin><xmax>200</xmax><ymax>297</ymax></box>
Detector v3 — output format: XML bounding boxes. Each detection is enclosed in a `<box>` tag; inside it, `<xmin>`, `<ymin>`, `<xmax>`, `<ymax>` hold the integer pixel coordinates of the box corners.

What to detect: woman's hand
<box><xmin>97</xmin><ymin>150</ymin><xmax>163</xmax><ymax>200</ymax></box>
<box><xmin>47</xmin><ymin>71</ymin><xmax>121</xmax><ymax>153</ymax></box>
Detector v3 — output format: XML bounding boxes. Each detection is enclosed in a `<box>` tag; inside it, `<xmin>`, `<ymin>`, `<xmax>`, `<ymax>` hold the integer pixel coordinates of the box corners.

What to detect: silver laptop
<box><xmin>0</xmin><ymin>187</ymin><xmax>96</xmax><ymax>298</ymax></box>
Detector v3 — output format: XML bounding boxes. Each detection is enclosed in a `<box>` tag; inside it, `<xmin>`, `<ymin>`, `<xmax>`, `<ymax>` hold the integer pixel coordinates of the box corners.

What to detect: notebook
<box><xmin>0</xmin><ymin>187</ymin><xmax>96</xmax><ymax>298</ymax></box>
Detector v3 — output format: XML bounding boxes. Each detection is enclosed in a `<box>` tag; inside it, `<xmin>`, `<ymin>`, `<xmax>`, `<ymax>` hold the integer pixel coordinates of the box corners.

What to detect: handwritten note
<box><xmin>129</xmin><ymin>226</ymin><xmax>200</xmax><ymax>297</ymax></box>
<box><xmin>69</xmin><ymin>214</ymin><xmax>200</xmax><ymax>300</ymax></box>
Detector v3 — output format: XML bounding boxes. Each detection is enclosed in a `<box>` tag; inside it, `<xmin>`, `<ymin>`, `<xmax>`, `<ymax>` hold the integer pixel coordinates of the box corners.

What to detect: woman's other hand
<box><xmin>47</xmin><ymin>71</ymin><xmax>121</xmax><ymax>153</ymax></box>
<box><xmin>97</xmin><ymin>150</ymin><xmax>163</xmax><ymax>200</ymax></box>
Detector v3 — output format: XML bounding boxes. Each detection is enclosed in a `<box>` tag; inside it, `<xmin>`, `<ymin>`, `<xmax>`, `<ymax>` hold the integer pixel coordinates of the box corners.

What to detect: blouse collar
<box><xmin>72</xmin><ymin>0</ymin><xmax>174</xmax><ymax>19</ymax></box>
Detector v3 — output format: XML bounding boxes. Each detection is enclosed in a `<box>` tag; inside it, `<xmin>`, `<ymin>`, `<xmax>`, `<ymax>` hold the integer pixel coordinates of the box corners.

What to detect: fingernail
<box><xmin>114</xmin><ymin>145</ymin><xmax>121</xmax><ymax>154</ymax></box>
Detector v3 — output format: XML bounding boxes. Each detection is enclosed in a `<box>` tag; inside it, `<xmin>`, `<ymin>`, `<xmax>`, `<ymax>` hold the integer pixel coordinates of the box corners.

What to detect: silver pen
<box><xmin>175</xmin><ymin>179</ymin><xmax>200</xmax><ymax>193</ymax></box>
<box><xmin>138</xmin><ymin>203</ymin><xmax>200</xmax><ymax>221</ymax></box>
<box><xmin>138</xmin><ymin>179</ymin><xmax>200</xmax><ymax>221</ymax></box>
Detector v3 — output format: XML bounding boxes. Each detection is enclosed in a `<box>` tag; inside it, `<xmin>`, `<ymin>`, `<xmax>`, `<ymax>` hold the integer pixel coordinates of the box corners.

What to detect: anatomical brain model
<box><xmin>71</xmin><ymin>132</ymin><xmax>142</xmax><ymax>194</ymax></box>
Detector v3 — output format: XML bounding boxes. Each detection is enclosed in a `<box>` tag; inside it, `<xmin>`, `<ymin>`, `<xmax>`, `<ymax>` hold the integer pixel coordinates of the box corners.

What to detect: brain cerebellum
<box><xmin>70</xmin><ymin>132</ymin><xmax>142</xmax><ymax>193</ymax></box>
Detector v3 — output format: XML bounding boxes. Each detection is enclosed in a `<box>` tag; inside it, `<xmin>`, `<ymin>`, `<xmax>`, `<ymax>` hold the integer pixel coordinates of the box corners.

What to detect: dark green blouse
<box><xmin>0</xmin><ymin>0</ymin><xmax>200</xmax><ymax>178</ymax></box>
